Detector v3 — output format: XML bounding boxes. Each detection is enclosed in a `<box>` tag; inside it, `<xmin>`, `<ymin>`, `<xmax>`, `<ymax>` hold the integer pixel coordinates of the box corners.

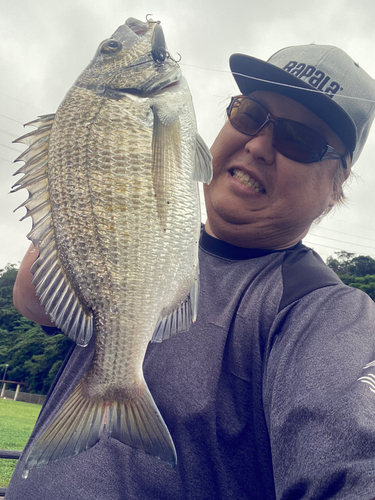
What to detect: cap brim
<box><xmin>230</xmin><ymin>53</ymin><xmax>356</xmax><ymax>155</ymax></box>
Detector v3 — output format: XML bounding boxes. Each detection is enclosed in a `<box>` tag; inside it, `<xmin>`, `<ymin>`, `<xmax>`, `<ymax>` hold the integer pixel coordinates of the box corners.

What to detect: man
<box><xmin>7</xmin><ymin>44</ymin><xmax>375</xmax><ymax>499</ymax></box>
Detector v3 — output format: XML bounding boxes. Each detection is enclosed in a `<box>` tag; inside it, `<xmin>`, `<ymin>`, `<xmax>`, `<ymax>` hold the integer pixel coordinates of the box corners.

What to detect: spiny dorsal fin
<box><xmin>13</xmin><ymin>115</ymin><xmax>94</xmax><ymax>346</ymax></box>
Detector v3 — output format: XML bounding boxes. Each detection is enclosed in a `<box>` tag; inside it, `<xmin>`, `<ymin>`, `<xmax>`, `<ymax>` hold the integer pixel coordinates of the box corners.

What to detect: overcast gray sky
<box><xmin>2</xmin><ymin>0</ymin><xmax>375</xmax><ymax>268</ymax></box>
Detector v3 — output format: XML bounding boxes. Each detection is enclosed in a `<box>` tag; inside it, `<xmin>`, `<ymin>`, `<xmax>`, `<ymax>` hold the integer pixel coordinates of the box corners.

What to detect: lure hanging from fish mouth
<box><xmin>129</xmin><ymin>14</ymin><xmax>167</xmax><ymax>63</ymax></box>
<box><xmin>148</xmin><ymin>17</ymin><xmax>182</xmax><ymax>66</ymax></box>
<box><xmin>151</xmin><ymin>23</ymin><xmax>167</xmax><ymax>63</ymax></box>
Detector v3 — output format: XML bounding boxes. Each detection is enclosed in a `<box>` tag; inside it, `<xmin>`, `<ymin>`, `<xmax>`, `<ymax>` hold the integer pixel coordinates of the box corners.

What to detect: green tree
<box><xmin>326</xmin><ymin>251</ymin><xmax>355</xmax><ymax>275</ymax></box>
<box><xmin>326</xmin><ymin>252</ymin><xmax>375</xmax><ymax>301</ymax></box>
<box><xmin>349</xmin><ymin>256</ymin><xmax>375</xmax><ymax>276</ymax></box>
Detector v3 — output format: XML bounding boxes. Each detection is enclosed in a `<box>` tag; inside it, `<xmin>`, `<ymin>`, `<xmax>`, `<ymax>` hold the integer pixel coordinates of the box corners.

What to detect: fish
<box><xmin>12</xmin><ymin>16</ymin><xmax>212</xmax><ymax>474</ymax></box>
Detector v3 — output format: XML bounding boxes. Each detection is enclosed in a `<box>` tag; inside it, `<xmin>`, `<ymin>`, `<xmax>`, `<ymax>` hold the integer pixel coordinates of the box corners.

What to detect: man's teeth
<box><xmin>231</xmin><ymin>169</ymin><xmax>265</xmax><ymax>193</ymax></box>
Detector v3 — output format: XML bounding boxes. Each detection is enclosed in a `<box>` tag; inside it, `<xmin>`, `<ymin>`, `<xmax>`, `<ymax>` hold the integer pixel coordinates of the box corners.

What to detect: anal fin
<box><xmin>152</xmin><ymin>275</ymin><xmax>199</xmax><ymax>343</ymax></box>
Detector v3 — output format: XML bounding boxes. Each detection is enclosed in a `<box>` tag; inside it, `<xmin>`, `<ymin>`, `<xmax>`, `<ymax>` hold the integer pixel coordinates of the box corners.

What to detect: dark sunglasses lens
<box><xmin>273</xmin><ymin>120</ymin><xmax>326</xmax><ymax>163</ymax></box>
<box><xmin>228</xmin><ymin>97</ymin><xmax>329</xmax><ymax>163</ymax></box>
<box><xmin>228</xmin><ymin>98</ymin><xmax>268</xmax><ymax>135</ymax></box>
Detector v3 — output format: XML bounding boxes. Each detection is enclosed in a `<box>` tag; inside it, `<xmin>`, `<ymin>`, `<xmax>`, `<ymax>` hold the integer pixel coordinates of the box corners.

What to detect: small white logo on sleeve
<box><xmin>358</xmin><ymin>360</ymin><xmax>375</xmax><ymax>393</ymax></box>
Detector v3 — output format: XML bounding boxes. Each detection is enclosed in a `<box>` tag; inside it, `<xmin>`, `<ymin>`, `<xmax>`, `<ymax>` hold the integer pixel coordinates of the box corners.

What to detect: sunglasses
<box><xmin>226</xmin><ymin>96</ymin><xmax>347</xmax><ymax>169</ymax></box>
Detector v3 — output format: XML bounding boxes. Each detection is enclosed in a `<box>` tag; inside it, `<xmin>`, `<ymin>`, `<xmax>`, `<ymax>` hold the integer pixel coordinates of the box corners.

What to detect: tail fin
<box><xmin>24</xmin><ymin>380</ymin><xmax>177</xmax><ymax>474</ymax></box>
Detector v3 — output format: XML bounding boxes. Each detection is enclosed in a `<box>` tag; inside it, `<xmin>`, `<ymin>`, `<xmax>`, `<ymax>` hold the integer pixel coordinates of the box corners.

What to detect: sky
<box><xmin>2</xmin><ymin>0</ymin><xmax>375</xmax><ymax>268</ymax></box>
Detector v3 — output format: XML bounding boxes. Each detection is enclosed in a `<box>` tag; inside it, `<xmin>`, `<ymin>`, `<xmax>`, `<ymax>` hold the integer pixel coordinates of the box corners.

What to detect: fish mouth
<box><xmin>107</xmin><ymin>70</ymin><xmax>181</xmax><ymax>98</ymax></box>
<box><xmin>229</xmin><ymin>168</ymin><xmax>266</xmax><ymax>194</ymax></box>
<box><xmin>143</xmin><ymin>62</ymin><xmax>182</xmax><ymax>94</ymax></box>
<box><xmin>104</xmin><ymin>62</ymin><xmax>181</xmax><ymax>99</ymax></box>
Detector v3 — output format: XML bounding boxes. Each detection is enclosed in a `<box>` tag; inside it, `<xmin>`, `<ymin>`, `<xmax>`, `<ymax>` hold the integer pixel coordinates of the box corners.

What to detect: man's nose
<box><xmin>244</xmin><ymin>123</ymin><xmax>275</xmax><ymax>165</ymax></box>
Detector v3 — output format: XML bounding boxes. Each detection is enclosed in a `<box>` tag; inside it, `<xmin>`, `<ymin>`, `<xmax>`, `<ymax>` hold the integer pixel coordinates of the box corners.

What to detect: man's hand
<box><xmin>13</xmin><ymin>244</ymin><xmax>55</xmax><ymax>326</ymax></box>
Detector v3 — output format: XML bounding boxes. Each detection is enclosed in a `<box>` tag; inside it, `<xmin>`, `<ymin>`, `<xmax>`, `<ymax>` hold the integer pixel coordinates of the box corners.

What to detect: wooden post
<box><xmin>0</xmin><ymin>383</ymin><xmax>5</xmax><ymax>398</ymax></box>
<box><xmin>14</xmin><ymin>384</ymin><xmax>20</xmax><ymax>401</ymax></box>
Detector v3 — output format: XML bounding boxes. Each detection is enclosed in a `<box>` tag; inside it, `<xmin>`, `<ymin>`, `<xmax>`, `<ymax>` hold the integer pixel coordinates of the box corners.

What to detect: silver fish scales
<box><xmin>12</xmin><ymin>17</ymin><xmax>212</xmax><ymax>474</ymax></box>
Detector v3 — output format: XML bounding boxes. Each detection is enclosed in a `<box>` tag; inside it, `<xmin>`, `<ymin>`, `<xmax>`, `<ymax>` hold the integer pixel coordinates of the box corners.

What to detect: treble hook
<box><xmin>146</xmin><ymin>14</ymin><xmax>161</xmax><ymax>24</ymax></box>
<box><xmin>167</xmin><ymin>52</ymin><xmax>182</xmax><ymax>63</ymax></box>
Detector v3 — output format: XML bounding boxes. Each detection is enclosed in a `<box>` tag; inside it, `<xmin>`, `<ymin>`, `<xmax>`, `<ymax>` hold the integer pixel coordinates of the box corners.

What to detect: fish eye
<box><xmin>101</xmin><ymin>39</ymin><xmax>122</xmax><ymax>54</ymax></box>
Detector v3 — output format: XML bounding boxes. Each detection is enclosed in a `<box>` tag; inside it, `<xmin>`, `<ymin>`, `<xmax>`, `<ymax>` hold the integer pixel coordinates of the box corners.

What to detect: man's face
<box><xmin>204</xmin><ymin>91</ymin><xmax>347</xmax><ymax>249</ymax></box>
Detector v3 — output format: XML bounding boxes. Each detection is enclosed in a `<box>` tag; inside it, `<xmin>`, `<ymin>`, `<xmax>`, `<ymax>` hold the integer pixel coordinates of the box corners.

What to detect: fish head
<box><xmin>76</xmin><ymin>17</ymin><xmax>181</xmax><ymax>97</ymax></box>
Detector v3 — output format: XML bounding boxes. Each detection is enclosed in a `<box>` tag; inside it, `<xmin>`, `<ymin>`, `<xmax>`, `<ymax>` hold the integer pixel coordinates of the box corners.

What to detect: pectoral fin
<box><xmin>151</xmin><ymin>109</ymin><xmax>181</xmax><ymax>225</ymax></box>
<box><xmin>193</xmin><ymin>133</ymin><xmax>213</xmax><ymax>184</ymax></box>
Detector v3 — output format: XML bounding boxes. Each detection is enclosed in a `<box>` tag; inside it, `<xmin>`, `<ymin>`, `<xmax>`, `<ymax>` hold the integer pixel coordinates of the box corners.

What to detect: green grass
<box><xmin>0</xmin><ymin>399</ymin><xmax>41</xmax><ymax>488</ymax></box>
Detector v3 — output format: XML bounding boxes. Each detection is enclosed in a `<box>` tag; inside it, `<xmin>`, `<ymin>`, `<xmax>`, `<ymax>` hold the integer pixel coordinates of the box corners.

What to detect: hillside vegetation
<box><xmin>0</xmin><ymin>264</ymin><xmax>72</xmax><ymax>395</ymax></box>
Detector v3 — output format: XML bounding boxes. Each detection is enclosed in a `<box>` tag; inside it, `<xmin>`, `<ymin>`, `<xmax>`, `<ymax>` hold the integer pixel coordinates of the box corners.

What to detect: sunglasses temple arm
<box><xmin>323</xmin><ymin>146</ymin><xmax>347</xmax><ymax>169</ymax></box>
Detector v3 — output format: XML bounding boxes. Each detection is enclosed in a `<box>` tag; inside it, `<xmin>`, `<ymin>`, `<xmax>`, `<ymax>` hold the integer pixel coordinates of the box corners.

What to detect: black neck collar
<box><xmin>200</xmin><ymin>227</ymin><xmax>303</xmax><ymax>261</ymax></box>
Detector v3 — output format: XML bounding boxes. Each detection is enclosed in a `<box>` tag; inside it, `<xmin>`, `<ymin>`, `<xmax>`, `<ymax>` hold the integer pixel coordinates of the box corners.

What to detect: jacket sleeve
<box><xmin>263</xmin><ymin>284</ymin><xmax>375</xmax><ymax>500</ymax></box>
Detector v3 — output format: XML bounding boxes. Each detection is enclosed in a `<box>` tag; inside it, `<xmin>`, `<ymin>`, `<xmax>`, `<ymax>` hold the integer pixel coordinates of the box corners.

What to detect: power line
<box><xmin>180</xmin><ymin>63</ymin><xmax>375</xmax><ymax>105</ymax></box>
<box><xmin>304</xmin><ymin>240</ymin><xmax>346</xmax><ymax>251</ymax></box>
<box><xmin>0</xmin><ymin>157</ymin><xmax>13</xmax><ymax>163</ymax></box>
<box><xmin>304</xmin><ymin>239</ymin><xmax>375</xmax><ymax>259</ymax></box>
<box><xmin>307</xmin><ymin>241</ymin><xmax>375</xmax><ymax>255</ymax></box>
<box><xmin>0</xmin><ymin>128</ymin><xmax>18</xmax><ymax>139</ymax></box>
<box><xmin>0</xmin><ymin>113</ymin><xmax>24</xmax><ymax>125</ymax></box>
<box><xmin>0</xmin><ymin>91</ymin><xmax>47</xmax><ymax>113</ymax></box>
<box><xmin>0</xmin><ymin>143</ymin><xmax>22</xmax><ymax>153</ymax></box>
<box><xmin>309</xmin><ymin>233</ymin><xmax>375</xmax><ymax>251</ymax></box>
<box><xmin>311</xmin><ymin>225</ymin><xmax>375</xmax><ymax>244</ymax></box>
<box><xmin>319</xmin><ymin>216</ymin><xmax>375</xmax><ymax>239</ymax></box>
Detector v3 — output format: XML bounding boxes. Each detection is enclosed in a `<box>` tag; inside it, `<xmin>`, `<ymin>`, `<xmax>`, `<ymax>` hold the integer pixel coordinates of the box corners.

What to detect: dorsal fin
<box><xmin>13</xmin><ymin>115</ymin><xmax>94</xmax><ymax>346</ymax></box>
